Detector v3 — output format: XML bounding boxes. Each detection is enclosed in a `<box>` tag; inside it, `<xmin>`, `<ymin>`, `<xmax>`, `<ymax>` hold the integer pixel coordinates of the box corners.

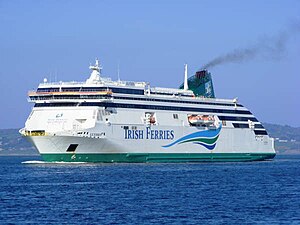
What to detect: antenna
<box><xmin>55</xmin><ymin>69</ymin><xmax>57</xmax><ymax>83</ymax></box>
<box><xmin>117</xmin><ymin>61</ymin><xmax>120</xmax><ymax>82</ymax></box>
<box><xmin>184</xmin><ymin>64</ymin><xmax>188</xmax><ymax>91</ymax></box>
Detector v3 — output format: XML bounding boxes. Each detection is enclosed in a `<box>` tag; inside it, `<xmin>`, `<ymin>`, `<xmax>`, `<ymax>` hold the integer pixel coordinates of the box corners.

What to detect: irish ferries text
<box><xmin>124</xmin><ymin>127</ymin><xmax>174</xmax><ymax>140</ymax></box>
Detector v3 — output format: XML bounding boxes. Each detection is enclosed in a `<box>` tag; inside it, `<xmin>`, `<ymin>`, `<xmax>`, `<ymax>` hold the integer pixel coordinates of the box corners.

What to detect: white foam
<box><xmin>22</xmin><ymin>160</ymin><xmax>47</xmax><ymax>164</ymax></box>
<box><xmin>22</xmin><ymin>160</ymin><xmax>88</xmax><ymax>164</ymax></box>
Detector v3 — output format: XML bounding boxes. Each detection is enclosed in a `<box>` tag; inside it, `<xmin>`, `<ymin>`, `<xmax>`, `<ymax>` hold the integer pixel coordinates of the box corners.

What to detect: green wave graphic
<box><xmin>179</xmin><ymin>135</ymin><xmax>220</xmax><ymax>145</ymax></box>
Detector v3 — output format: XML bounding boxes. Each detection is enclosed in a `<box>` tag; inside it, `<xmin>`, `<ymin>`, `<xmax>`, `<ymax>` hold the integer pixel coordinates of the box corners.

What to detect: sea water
<box><xmin>0</xmin><ymin>155</ymin><xmax>299</xmax><ymax>224</ymax></box>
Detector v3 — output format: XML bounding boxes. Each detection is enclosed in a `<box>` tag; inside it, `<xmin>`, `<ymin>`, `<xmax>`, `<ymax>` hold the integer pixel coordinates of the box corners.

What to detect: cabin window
<box><xmin>232</xmin><ymin>123</ymin><xmax>249</xmax><ymax>128</ymax></box>
<box><xmin>173</xmin><ymin>114</ymin><xmax>178</xmax><ymax>119</ymax></box>
<box><xmin>255</xmin><ymin>124</ymin><xmax>264</xmax><ymax>129</ymax></box>
<box><xmin>254</xmin><ymin>130</ymin><xmax>268</xmax><ymax>135</ymax></box>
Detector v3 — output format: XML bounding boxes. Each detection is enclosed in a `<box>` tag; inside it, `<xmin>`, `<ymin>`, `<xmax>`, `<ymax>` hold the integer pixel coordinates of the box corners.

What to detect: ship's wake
<box><xmin>22</xmin><ymin>160</ymin><xmax>88</xmax><ymax>164</ymax></box>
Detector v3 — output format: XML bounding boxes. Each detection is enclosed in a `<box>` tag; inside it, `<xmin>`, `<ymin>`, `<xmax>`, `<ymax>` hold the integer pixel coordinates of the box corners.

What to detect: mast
<box><xmin>184</xmin><ymin>64</ymin><xmax>188</xmax><ymax>91</ymax></box>
<box><xmin>86</xmin><ymin>59</ymin><xmax>102</xmax><ymax>83</ymax></box>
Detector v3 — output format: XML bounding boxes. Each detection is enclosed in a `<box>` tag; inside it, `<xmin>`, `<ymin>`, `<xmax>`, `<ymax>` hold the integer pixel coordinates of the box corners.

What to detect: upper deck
<box><xmin>28</xmin><ymin>59</ymin><xmax>238</xmax><ymax>106</ymax></box>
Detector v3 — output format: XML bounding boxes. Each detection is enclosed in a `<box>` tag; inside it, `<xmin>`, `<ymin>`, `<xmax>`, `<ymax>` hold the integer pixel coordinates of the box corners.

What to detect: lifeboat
<box><xmin>188</xmin><ymin>114</ymin><xmax>215</xmax><ymax>125</ymax></box>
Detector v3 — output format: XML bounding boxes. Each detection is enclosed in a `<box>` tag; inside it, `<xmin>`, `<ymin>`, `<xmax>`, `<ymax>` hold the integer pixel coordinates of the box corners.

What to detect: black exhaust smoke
<box><xmin>201</xmin><ymin>21</ymin><xmax>300</xmax><ymax>70</ymax></box>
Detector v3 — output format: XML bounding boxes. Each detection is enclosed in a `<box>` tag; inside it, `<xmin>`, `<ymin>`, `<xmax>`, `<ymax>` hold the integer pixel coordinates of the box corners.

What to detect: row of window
<box><xmin>30</xmin><ymin>95</ymin><xmax>110</xmax><ymax>101</ymax></box>
<box><xmin>113</xmin><ymin>96</ymin><xmax>243</xmax><ymax>107</ymax></box>
<box><xmin>255</xmin><ymin>124</ymin><xmax>265</xmax><ymax>129</ymax></box>
<box><xmin>36</xmin><ymin>87</ymin><xmax>243</xmax><ymax>107</ymax></box>
<box><xmin>151</xmin><ymin>92</ymin><xmax>193</xmax><ymax>97</ymax></box>
<box><xmin>37</xmin><ymin>87</ymin><xmax>144</xmax><ymax>95</ymax></box>
<box><xmin>34</xmin><ymin>102</ymin><xmax>252</xmax><ymax>116</ymax></box>
<box><xmin>232</xmin><ymin>123</ymin><xmax>264</xmax><ymax>128</ymax></box>
<box><xmin>37</xmin><ymin>87</ymin><xmax>191</xmax><ymax>97</ymax></box>
<box><xmin>31</xmin><ymin>94</ymin><xmax>243</xmax><ymax>108</ymax></box>
<box><xmin>232</xmin><ymin>123</ymin><xmax>250</xmax><ymax>128</ymax></box>
<box><xmin>254</xmin><ymin>130</ymin><xmax>268</xmax><ymax>135</ymax></box>
<box><xmin>37</xmin><ymin>87</ymin><xmax>60</xmax><ymax>92</ymax></box>
<box><xmin>218</xmin><ymin>116</ymin><xmax>258</xmax><ymax>122</ymax></box>
<box><xmin>35</xmin><ymin>102</ymin><xmax>78</xmax><ymax>107</ymax></box>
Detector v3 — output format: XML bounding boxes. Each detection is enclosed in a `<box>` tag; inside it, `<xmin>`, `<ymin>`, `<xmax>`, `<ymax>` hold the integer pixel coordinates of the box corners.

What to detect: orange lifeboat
<box><xmin>188</xmin><ymin>114</ymin><xmax>215</xmax><ymax>125</ymax></box>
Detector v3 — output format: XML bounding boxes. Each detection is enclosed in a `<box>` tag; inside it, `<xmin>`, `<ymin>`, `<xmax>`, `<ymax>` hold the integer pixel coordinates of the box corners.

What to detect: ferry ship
<box><xmin>20</xmin><ymin>59</ymin><xmax>276</xmax><ymax>162</ymax></box>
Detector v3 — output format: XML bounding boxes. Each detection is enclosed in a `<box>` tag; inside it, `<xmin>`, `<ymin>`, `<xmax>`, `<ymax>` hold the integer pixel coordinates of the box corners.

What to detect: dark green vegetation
<box><xmin>0</xmin><ymin>129</ymin><xmax>37</xmax><ymax>155</ymax></box>
<box><xmin>263</xmin><ymin>123</ymin><xmax>300</xmax><ymax>154</ymax></box>
<box><xmin>0</xmin><ymin>123</ymin><xmax>299</xmax><ymax>155</ymax></box>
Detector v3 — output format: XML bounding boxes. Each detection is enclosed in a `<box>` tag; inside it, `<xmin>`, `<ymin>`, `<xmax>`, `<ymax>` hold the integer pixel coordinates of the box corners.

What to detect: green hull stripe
<box><xmin>41</xmin><ymin>153</ymin><xmax>276</xmax><ymax>163</ymax></box>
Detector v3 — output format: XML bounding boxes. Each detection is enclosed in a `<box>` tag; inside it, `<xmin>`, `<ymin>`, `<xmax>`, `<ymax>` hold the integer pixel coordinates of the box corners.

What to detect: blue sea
<box><xmin>0</xmin><ymin>155</ymin><xmax>299</xmax><ymax>224</ymax></box>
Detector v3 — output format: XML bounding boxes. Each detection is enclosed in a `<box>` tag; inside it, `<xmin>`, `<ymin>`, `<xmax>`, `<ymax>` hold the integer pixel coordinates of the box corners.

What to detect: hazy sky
<box><xmin>0</xmin><ymin>0</ymin><xmax>299</xmax><ymax>129</ymax></box>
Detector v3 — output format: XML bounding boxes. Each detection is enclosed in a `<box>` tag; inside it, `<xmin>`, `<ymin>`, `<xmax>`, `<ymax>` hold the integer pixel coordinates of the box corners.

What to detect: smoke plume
<box><xmin>201</xmin><ymin>22</ymin><xmax>300</xmax><ymax>70</ymax></box>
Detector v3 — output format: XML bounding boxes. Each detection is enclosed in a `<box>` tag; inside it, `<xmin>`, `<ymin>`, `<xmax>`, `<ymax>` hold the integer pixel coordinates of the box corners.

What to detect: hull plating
<box><xmin>25</xmin><ymin>124</ymin><xmax>276</xmax><ymax>163</ymax></box>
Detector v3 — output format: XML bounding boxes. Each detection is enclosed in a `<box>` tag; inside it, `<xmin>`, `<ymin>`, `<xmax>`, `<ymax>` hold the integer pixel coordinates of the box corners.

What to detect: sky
<box><xmin>0</xmin><ymin>0</ymin><xmax>299</xmax><ymax>129</ymax></box>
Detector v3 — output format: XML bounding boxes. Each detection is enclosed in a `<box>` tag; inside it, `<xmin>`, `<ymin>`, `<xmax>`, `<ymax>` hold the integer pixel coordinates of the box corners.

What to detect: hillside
<box><xmin>0</xmin><ymin>129</ymin><xmax>38</xmax><ymax>155</ymax></box>
<box><xmin>263</xmin><ymin>123</ymin><xmax>300</xmax><ymax>154</ymax></box>
<box><xmin>0</xmin><ymin>123</ymin><xmax>299</xmax><ymax>155</ymax></box>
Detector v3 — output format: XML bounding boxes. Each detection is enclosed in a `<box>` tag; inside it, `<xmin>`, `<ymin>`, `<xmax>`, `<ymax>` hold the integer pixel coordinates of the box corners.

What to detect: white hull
<box><xmin>24</xmin><ymin>122</ymin><xmax>275</xmax><ymax>162</ymax></box>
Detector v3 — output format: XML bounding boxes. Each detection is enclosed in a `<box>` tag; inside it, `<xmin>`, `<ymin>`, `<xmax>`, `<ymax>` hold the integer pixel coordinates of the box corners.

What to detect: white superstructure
<box><xmin>20</xmin><ymin>59</ymin><xmax>276</xmax><ymax>162</ymax></box>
